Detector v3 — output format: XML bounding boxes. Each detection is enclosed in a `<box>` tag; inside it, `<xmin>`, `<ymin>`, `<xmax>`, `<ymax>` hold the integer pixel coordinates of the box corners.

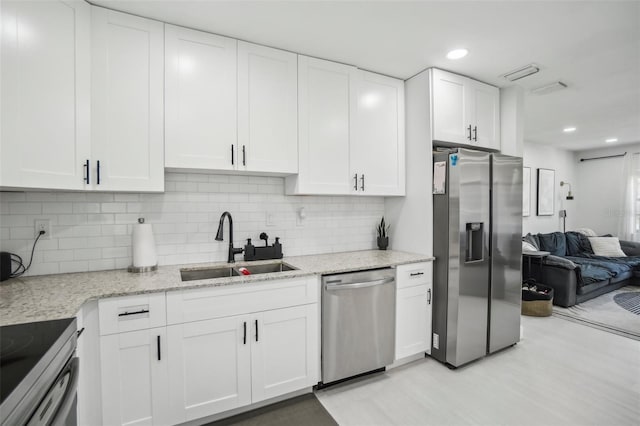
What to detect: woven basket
<box><xmin>521</xmin><ymin>298</ymin><xmax>553</xmax><ymax>317</ymax></box>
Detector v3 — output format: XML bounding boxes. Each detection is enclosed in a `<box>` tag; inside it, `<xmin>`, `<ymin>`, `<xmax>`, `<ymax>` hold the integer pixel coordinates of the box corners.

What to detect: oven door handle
<box><xmin>324</xmin><ymin>277</ymin><xmax>394</xmax><ymax>291</ymax></box>
<box><xmin>27</xmin><ymin>357</ymin><xmax>79</xmax><ymax>426</ymax></box>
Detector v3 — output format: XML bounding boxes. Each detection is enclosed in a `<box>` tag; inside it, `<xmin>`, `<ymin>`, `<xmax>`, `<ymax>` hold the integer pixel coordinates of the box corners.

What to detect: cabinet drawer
<box><xmin>166</xmin><ymin>276</ymin><xmax>318</xmax><ymax>325</ymax></box>
<box><xmin>98</xmin><ymin>292</ymin><xmax>166</xmax><ymax>336</ymax></box>
<box><xmin>396</xmin><ymin>262</ymin><xmax>432</xmax><ymax>289</ymax></box>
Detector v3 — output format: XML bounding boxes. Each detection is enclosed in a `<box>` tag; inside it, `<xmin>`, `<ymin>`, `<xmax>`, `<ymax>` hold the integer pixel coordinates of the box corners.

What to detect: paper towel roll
<box><xmin>132</xmin><ymin>220</ymin><xmax>157</xmax><ymax>269</ymax></box>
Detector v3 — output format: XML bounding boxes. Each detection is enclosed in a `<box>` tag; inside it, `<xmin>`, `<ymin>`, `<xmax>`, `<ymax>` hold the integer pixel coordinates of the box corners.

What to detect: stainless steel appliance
<box><xmin>432</xmin><ymin>148</ymin><xmax>522</xmax><ymax>367</ymax></box>
<box><xmin>1</xmin><ymin>318</ymin><xmax>78</xmax><ymax>425</ymax></box>
<box><xmin>321</xmin><ymin>268</ymin><xmax>396</xmax><ymax>385</ymax></box>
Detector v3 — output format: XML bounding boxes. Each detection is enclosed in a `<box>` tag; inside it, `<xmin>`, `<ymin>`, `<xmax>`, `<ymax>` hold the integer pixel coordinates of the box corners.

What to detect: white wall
<box><xmin>522</xmin><ymin>142</ymin><xmax>577</xmax><ymax>235</ymax></box>
<box><xmin>0</xmin><ymin>172</ymin><xmax>384</xmax><ymax>277</ymax></box>
<box><xmin>574</xmin><ymin>143</ymin><xmax>640</xmax><ymax>235</ymax></box>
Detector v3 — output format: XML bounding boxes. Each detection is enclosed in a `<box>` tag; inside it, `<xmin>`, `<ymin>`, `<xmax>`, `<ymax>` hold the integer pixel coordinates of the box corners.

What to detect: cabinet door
<box><xmin>351</xmin><ymin>71</ymin><xmax>405</xmax><ymax>196</ymax></box>
<box><xmin>431</xmin><ymin>69</ymin><xmax>471</xmax><ymax>145</ymax></box>
<box><xmin>100</xmin><ymin>327</ymin><xmax>169</xmax><ymax>426</ymax></box>
<box><xmin>471</xmin><ymin>81</ymin><xmax>501</xmax><ymax>150</ymax></box>
<box><xmin>167</xmin><ymin>316</ymin><xmax>251</xmax><ymax>423</ymax></box>
<box><xmin>1</xmin><ymin>0</ymin><xmax>90</xmax><ymax>190</ymax></box>
<box><xmin>91</xmin><ymin>7</ymin><xmax>164</xmax><ymax>191</ymax></box>
<box><xmin>395</xmin><ymin>283</ymin><xmax>432</xmax><ymax>360</ymax></box>
<box><xmin>291</xmin><ymin>55</ymin><xmax>356</xmax><ymax>194</ymax></box>
<box><xmin>251</xmin><ymin>304</ymin><xmax>318</xmax><ymax>402</ymax></box>
<box><xmin>238</xmin><ymin>41</ymin><xmax>297</xmax><ymax>174</ymax></box>
<box><xmin>165</xmin><ymin>25</ymin><xmax>237</xmax><ymax>171</ymax></box>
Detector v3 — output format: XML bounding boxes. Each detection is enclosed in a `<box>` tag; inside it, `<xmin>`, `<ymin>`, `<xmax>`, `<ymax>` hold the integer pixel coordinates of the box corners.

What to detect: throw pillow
<box><xmin>588</xmin><ymin>237</ymin><xmax>627</xmax><ymax>257</ymax></box>
<box><xmin>537</xmin><ymin>232</ymin><xmax>567</xmax><ymax>256</ymax></box>
<box><xmin>575</xmin><ymin>228</ymin><xmax>598</xmax><ymax>237</ymax></box>
<box><xmin>565</xmin><ymin>231</ymin><xmax>594</xmax><ymax>256</ymax></box>
<box><xmin>522</xmin><ymin>241</ymin><xmax>538</xmax><ymax>252</ymax></box>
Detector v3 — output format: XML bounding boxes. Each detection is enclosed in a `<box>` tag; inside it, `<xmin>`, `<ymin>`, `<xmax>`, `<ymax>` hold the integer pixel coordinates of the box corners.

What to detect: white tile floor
<box><xmin>316</xmin><ymin>315</ymin><xmax>640</xmax><ymax>426</ymax></box>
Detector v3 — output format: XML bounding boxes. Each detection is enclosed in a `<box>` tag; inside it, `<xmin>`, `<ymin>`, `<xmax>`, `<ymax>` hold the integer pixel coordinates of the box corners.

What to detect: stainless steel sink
<box><xmin>238</xmin><ymin>262</ymin><xmax>297</xmax><ymax>275</ymax></box>
<box><xmin>180</xmin><ymin>266</ymin><xmax>239</xmax><ymax>282</ymax></box>
<box><xmin>180</xmin><ymin>262</ymin><xmax>297</xmax><ymax>282</ymax></box>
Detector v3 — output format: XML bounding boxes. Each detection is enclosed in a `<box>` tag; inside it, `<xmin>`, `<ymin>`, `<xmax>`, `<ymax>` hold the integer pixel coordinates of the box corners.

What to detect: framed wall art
<box><xmin>536</xmin><ymin>168</ymin><xmax>555</xmax><ymax>216</ymax></box>
<box><xmin>523</xmin><ymin>167</ymin><xmax>531</xmax><ymax>217</ymax></box>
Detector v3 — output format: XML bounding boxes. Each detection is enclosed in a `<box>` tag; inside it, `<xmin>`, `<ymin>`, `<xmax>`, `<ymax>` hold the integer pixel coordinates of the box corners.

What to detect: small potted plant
<box><xmin>376</xmin><ymin>217</ymin><xmax>390</xmax><ymax>250</ymax></box>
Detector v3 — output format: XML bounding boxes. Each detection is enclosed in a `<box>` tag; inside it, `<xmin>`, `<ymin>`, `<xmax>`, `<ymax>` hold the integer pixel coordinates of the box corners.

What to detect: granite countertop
<box><xmin>0</xmin><ymin>250</ymin><xmax>433</xmax><ymax>326</ymax></box>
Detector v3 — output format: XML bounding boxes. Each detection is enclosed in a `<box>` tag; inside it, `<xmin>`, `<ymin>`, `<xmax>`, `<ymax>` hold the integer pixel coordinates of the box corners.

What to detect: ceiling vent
<box><xmin>502</xmin><ymin>63</ymin><xmax>540</xmax><ymax>81</ymax></box>
<box><xmin>531</xmin><ymin>81</ymin><xmax>568</xmax><ymax>95</ymax></box>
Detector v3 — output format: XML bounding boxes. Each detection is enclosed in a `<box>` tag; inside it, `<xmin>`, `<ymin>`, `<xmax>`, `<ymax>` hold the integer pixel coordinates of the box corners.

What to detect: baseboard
<box><xmin>387</xmin><ymin>352</ymin><xmax>427</xmax><ymax>369</ymax></box>
<box><xmin>179</xmin><ymin>388</ymin><xmax>312</xmax><ymax>426</ymax></box>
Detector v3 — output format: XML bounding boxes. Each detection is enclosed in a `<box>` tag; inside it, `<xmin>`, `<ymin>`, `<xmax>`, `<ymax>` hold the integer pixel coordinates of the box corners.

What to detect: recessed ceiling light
<box><xmin>605</xmin><ymin>138</ymin><xmax>618</xmax><ymax>143</ymax></box>
<box><xmin>446</xmin><ymin>49</ymin><xmax>468</xmax><ymax>60</ymax></box>
<box><xmin>563</xmin><ymin>127</ymin><xmax>576</xmax><ymax>133</ymax></box>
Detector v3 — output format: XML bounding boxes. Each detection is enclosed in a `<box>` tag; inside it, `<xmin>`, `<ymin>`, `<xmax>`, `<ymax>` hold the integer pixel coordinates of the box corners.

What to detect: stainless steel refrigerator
<box><xmin>432</xmin><ymin>148</ymin><xmax>522</xmax><ymax>367</ymax></box>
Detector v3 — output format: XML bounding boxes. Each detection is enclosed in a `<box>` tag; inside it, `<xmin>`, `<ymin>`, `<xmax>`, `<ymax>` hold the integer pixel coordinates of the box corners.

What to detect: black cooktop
<box><xmin>0</xmin><ymin>318</ymin><xmax>75</xmax><ymax>405</ymax></box>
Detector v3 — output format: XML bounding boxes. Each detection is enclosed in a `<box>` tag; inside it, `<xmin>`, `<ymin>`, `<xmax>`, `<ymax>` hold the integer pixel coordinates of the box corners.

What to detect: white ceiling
<box><xmin>91</xmin><ymin>0</ymin><xmax>640</xmax><ymax>152</ymax></box>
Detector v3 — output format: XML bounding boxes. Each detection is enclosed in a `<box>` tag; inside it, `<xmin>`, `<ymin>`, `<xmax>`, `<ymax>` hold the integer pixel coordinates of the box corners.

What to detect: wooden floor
<box><xmin>316</xmin><ymin>315</ymin><xmax>640</xmax><ymax>426</ymax></box>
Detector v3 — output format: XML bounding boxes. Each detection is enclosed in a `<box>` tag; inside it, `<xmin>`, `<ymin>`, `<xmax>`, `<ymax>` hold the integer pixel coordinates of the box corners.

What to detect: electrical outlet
<box><xmin>35</xmin><ymin>219</ymin><xmax>51</xmax><ymax>240</ymax></box>
<box><xmin>265</xmin><ymin>212</ymin><xmax>275</xmax><ymax>227</ymax></box>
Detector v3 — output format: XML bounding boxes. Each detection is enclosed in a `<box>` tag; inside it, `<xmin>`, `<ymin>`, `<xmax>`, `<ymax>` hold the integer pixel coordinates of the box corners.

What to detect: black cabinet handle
<box><xmin>118</xmin><ymin>309</ymin><xmax>149</xmax><ymax>317</ymax></box>
<box><xmin>427</xmin><ymin>289</ymin><xmax>432</xmax><ymax>304</ymax></box>
<box><xmin>255</xmin><ymin>319</ymin><xmax>259</xmax><ymax>342</ymax></box>
<box><xmin>97</xmin><ymin>160</ymin><xmax>101</xmax><ymax>185</ymax></box>
<box><xmin>467</xmin><ymin>125</ymin><xmax>472</xmax><ymax>141</ymax></box>
<box><xmin>242</xmin><ymin>145</ymin><xmax>246</xmax><ymax>166</ymax></box>
<box><xmin>83</xmin><ymin>159</ymin><xmax>90</xmax><ymax>184</ymax></box>
<box><xmin>410</xmin><ymin>272</ymin><xmax>424</xmax><ymax>277</ymax></box>
<box><xmin>473</xmin><ymin>126</ymin><xmax>478</xmax><ymax>141</ymax></box>
<box><xmin>360</xmin><ymin>174</ymin><xmax>365</xmax><ymax>191</ymax></box>
<box><xmin>157</xmin><ymin>335</ymin><xmax>161</xmax><ymax>361</ymax></box>
<box><xmin>243</xmin><ymin>321</ymin><xmax>247</xmax><ymax>345</ymax></box>
<box><xmin>231</xmin><ymin>145</ymin><xmax>235</xmax><ymax>165</ymax></box>
<box><xmin>353</xmin><ymin>173</ymin><xmax>358</xmax><ymax>191</ymax></box>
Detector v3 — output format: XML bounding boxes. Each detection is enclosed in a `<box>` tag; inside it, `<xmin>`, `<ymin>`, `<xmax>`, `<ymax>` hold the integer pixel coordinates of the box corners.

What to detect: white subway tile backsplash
<box><xmin>9</xmin><ymin>203</ymin><xmax>42</xmax><ymax>215</ymax></box>
<box><xmin>0</xmin><ymin>172</ymin><xmax>385</xmax><ymax>277</ymax></box>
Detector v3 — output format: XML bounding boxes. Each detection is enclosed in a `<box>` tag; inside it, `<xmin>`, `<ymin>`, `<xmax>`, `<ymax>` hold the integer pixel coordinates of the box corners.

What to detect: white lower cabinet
<box><xmin>167</xmin><ymin>304</ymin><xmax>318</xmax><ymax>424</ymax></box>
<box><xmin>98</xmin><ymin>278</ymin><xmax>319</xmax><ymax>425</ymax></box>
<box><xmin>395</xmin><ymin>262</ymin><xmax>433</xmax><ymax>360</ymax></box>
<box><xmin>100</xmin><ymin>327</ymin><xmax>169</xmax><ymax>426</ymax></box>
<box><xmin>167</xmin><ymin>314</ymin><xmax>251</xmax><ymax>423</ymax></box>
<box><xmin>251</xmin><ymin>304</ymin><xmax>318</xmax><ymax>402</ymax></box>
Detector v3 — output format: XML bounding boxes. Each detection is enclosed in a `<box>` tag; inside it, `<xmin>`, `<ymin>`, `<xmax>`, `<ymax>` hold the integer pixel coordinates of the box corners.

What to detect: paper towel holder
<box><xmin>128</xmin><ymin>218</ymin><xmax>158</xmax><ymax>273</ymax></box>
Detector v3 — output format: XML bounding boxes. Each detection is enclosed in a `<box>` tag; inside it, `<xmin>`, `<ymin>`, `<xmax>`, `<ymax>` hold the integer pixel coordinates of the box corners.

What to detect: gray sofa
<box><xmin>523</xmin><ymin>232</ymin><xmax>640</xmax><ymax>307</ymax></box>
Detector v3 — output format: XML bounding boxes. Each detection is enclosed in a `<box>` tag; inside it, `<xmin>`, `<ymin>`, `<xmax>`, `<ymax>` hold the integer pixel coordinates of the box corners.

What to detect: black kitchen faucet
<box><xmin>215</xmin><ymin>211</ymin><xmax>243</xmax><ymax>263</ymax></box>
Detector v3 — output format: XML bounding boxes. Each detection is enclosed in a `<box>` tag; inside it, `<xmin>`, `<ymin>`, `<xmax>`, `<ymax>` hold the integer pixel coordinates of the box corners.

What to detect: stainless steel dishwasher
<box><xmin>321</xmin><ymin>268</ymin><xmax>396</xmax><ymax>385</ymax></box>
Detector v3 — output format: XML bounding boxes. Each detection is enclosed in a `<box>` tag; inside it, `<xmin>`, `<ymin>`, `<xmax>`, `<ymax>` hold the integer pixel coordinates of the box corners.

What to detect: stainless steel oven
<box><xmin>1</xmin><ymin>318</ymin><xmax>78</xmax><ymax>426</ymax></box>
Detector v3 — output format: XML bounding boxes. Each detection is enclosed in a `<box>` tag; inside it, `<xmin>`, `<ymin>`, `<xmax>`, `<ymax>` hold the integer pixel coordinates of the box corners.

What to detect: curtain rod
<box><xmin>579</xmin><ymin>152</ymin><xmax>627</xmax><ymax>162</ymax></box>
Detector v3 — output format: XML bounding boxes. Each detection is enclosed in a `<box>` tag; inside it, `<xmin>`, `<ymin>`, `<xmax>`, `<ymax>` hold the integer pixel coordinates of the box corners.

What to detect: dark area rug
<box><xmin>207</xmin><ymin>394</ymin><xmax>338</xmax><ymax>426</ymax></box>
<box><xmin>553</xmin><ymin>285</ymin><xmax>640</xmax><ymax>340</ymax></box>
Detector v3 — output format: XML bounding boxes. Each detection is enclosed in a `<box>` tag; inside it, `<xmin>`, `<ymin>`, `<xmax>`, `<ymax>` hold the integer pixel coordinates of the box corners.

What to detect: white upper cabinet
<box><xmin>1</xmin><ymin>0</ymin><xmax>90</xmax><ymax>190</ymax></box>
<box><xmin>287</xmin><ymin>56</ymin><xmax>405</xmax><ymax>196</ymax></box>
<box><xmin>351</xmin><ymin>70</ymin><xmax>405</xmax><ymax>196</ymax></box>
<box><xmin>165</xmin><ymin>30</ymin><xmax>297</xmax><ymax>175</ymax></box>
<box><xmin>431</xmin><ymin>68</ymin><xmax>500</xmax><ymax>151</ymax></box>
<box><xmin>287</xmin><ymin>55</ymin><xmax>355</xmax><ymax>195</ymax></box>
<box><xmin>165</xmin><ymin>25</ymin><xmax>237</xmax><ymax>171</ymax></box>
<box><xmin>238</xmin><ymin>41</ymin><xmax>298</xmax><ymax>174</ymax></box>
<box><xmin>91</xmin><ymin>7</ymin><xmax>165</xmax><ymax>191</ymax></box>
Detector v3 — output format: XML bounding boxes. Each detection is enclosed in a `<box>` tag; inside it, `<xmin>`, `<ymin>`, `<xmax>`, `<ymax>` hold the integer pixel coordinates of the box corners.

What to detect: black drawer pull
<box><xmin>410</xmin><ymin>272</ymin><xmax>424</xmax><ymax>277</ymax></box>
<box><xmin>157</xmin><ymin>335</ymin><xmax>161</xmax><ymax>361</ymax></box>
<box><xmin>118</xmin><ymin>309</ymin><xmax>149</xmax><ymax>317</ymax></box>
<box><xmin>255</xmin><ymin>319</ymin><xmax>259</xmax><ymax>342</ymax></box>
<box><xmin>243</xmin><ymin>321</ymin><xmax>247</xmax><ymax>345</ymax></box>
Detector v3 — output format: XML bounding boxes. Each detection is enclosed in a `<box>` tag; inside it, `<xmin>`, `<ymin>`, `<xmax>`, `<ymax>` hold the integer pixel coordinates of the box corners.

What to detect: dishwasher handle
<box><xmin>325</xmin><ymin>277</ymin><xmax>394</xmax><ymax>291</ymax></box>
